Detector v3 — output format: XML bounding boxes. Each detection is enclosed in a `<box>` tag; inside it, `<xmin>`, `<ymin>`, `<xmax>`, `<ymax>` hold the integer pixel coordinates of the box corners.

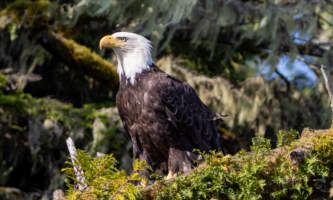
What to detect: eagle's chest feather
<box><xmin>116</xmin><ymin>72</ymin><xmax>166</xmax><ymax>130</ymax></box>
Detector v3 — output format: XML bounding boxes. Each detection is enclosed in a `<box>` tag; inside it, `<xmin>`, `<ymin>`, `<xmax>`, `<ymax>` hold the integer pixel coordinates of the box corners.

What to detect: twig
<box><xmin>275</xmin><ymin>69</ymin><xmax>290</xmax><ymax>92</ymax></box>
<box><xmin>319</xmin><ymin>15</ymin><xmax>333</xmax><ymax>27</ymax></box>
<box><xmin>66</xmin><ymin>137</ymin><xmax>87</xmax><ymax>191</ymax></box>
<box><xmin>109</xmin><ymin>180</ymin><xmax>129</xmax><ymax>200</ymax></box>
<box><xmin>297</xmin><ymin>56</ymin><xmax>321</xmax><ymax>76</ymax></box>
<box><xmin>320</xmin><ymin>65</ymin><xmax>333</xmax><ymax>126</ymax></box>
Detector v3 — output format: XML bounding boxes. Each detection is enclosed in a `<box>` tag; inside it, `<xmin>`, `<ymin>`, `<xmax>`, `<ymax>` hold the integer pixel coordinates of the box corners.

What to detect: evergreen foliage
<box><xmin>62</xmin><ymin>151</ymin><xmax>148</xmax><ymax>200</ymax></box>
<box><xmin>63</xmin><ymin>129</ymin><xmax>333</xmax><ymax>200</ymax></box>
<box><xmin>153</xmin><ymin>129</ymin><xmax>332</xmax><ymax>200</ymax></box>
<box><xmin>0</xmin><ymin>73</ymin><xmax>128</xmax><ymax>194</ymax></box>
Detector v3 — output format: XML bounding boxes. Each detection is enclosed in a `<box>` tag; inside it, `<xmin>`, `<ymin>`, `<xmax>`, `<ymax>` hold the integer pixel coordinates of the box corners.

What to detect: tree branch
<box><xmin>66</xmin><ymin>137</ymin><xmax>87</xmax><ymax>191</ymax></box>
<box><xmin>140</xmin><ymin>128</ymin><xmax>332</xmax><ymax>199</ymax></box>
<box><xmin>109</xmin><ymin>180</ymin><xmax>129</xmax><ymax>200</ymax></box>
<box><xmin>38</xmin><ymin>31</ymin><xmax>119</xmax><ymax>92</ymax></box>
<box><xmin>275</xmin><ymin>69</ymin><xmax>290</xmax><ymax>92</ymax></box>
<box><xmin>320</xmin><ymin>65</ymin><xmax>333</xmax><ymax>126</ymax></box>
<box><xmin>295</xmin><ymin>43</ymin><xmax>326</xmax><ymax>57</ymax></box>
<box><xmin>297</xmin><ymin>56</ymin><xmax>321</xmax><ymax>76</ymax></box>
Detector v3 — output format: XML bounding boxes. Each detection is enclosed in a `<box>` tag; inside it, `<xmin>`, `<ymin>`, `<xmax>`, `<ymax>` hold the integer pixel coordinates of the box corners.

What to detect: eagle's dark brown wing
<box><xmin>158</xmin><ymin>74</ymin><xmax>222</xmax><ymax>152</ymax></box>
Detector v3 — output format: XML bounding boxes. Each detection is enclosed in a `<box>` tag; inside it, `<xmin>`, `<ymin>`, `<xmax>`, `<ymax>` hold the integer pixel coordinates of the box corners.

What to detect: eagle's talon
<box><xmin>165</xmin><ymin>171</ymin><xmax>177</xmax><ymax>180</ymax></box>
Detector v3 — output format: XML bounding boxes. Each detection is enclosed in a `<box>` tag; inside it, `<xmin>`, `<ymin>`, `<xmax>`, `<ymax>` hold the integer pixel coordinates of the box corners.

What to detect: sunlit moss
<box><xmin>313</xmin><ymin>129</ymin><xmax>333</xmax><ymax>166</ymax></box>
<box><xmin>0</xmin><ymin>91</ymin><xmax>36</xmax><ymax>114</ymax></box>
<box><xmin>59</xmin><ymin>35</ymin><xmax>119</xmax><ymax>91</ymax></box>
<box><xmin>146</xmin><ymin>129</ymin><xmax>332</xmax><ymax>199</ymax></box>
<box><xmin>0</xmin><ymin>73</ymin><xmax>7</xmax><ymax>89</ymax></box>
<box><xmin>61</xmin><ymin>128</ymin><xmax>333</xmax><ymax>199</ymax></box>
<box><xmin>277</xmin><ymin>129</ymin><xmax>299</xmax><ymax>147</ymax></box>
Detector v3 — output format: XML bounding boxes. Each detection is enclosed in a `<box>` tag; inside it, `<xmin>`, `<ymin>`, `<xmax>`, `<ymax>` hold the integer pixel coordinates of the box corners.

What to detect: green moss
<box><xmin>0</xmin><ymin>73</ymin><xmax>7</xmax><ymax>89</ymax></box>
<box><xmin>42</xmin><ymin>99</ymin><xmax>113</xmax><ymax>128</ymax></box>
<box><xmin>155</xmin><ymin>143</ymin><xmax>324</xmax><ymax>199</ymax></box>
<box><xmin>61</xmin><ymin>36</ymin><xmax>119</xmax><ymax>90</ymax></box>
<box><xmin>63</xmin><ymin>128</ymin><xmax>333</xmax><ymax>200</ymax></box>
<box><xmin>277</xmin><ymin>129</ymin><xmax>300</xmax><ymax>147</ymax></box>
<box><xmin>0</xmin><ymin>86</ymin><xmax>115</xmax><ymax>129</ymax></box>
<box><xmin>313</xmin><ymin>130</ymin><xmax>333</xmax><ymax>166</ymax></box>
<box><xmin>0</xmin><ymin>91</ymin><xmax>36</xmax><ymax>114</ymax></box>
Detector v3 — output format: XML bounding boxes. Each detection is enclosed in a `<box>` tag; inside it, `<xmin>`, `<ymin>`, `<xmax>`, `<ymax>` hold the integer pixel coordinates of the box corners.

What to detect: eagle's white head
<box><xmin>99</xmin><ymin>32</ymin><xmax>153</xmax><ymax>84</ymax></box>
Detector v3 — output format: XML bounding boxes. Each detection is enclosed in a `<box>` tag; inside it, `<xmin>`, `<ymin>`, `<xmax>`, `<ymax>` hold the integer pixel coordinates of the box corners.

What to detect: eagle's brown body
<box><xmin>116</xmin><ymin>64</ymin><xmax>223</xmax><ymax>175</ymax></box>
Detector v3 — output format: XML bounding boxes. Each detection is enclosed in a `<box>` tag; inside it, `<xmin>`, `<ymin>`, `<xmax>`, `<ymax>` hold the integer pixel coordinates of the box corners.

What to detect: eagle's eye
<box><xmin>118</xmin><ymin>37</ymin><xmax>128</xmax><ymax>42</ymax></box>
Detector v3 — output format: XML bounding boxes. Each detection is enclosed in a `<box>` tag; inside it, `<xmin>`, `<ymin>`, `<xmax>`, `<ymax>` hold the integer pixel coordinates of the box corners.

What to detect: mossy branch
<box><xmin>141</xmin><ymin>128</ymin><xmax>333</xmax><ymax>199</ymax></box>
<box><xmin>39</xmin><ymin>31</ymin><xmax>119</xmax><ymax>92</ymax></box>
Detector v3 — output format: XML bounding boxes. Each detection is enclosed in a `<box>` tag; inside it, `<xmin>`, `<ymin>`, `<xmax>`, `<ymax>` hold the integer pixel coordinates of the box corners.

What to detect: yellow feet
<box><xmin>166</xmin><ymin>171</ymin><xmax>177</xmax><ymax>180</ymax></box>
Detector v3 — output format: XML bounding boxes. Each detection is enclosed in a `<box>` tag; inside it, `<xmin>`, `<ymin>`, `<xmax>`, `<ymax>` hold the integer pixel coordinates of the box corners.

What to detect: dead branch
<box><xmin>66</xmin><ymin>137</ymin><xmax>87</xmax><ymax>191</ymax></box>
<box><xmin>275</xmin><ymin>69</ymin><xmax>290</xmax><ymax>92</ymax></box>
<box><xmin>297</xmin><ymin>56</ymin><xmax>321</xmax><ymax>76</ymax></box>
<box><xmin>320</xmin><ymin>65</ymin><xmax>333</xmax><ymax>124</ymax></box>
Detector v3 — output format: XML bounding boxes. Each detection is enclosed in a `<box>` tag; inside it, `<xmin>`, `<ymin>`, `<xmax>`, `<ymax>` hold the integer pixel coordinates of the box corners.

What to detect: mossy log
<box><xmin>39</xmin><ymin>31</ymin><xmax>119</xmax><ymax>92</ymax></box>
<box><xmin>141</xmin><ymin>128</ymin><xmax>333</xmax><ymax>199</ymax></box>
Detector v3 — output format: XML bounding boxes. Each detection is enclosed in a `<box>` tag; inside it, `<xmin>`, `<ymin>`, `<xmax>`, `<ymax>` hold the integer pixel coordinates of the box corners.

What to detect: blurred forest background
<box><xmin>1</xmin><ymin>0</ymin><xmax>333</xmax><ymax>199</ymax></box>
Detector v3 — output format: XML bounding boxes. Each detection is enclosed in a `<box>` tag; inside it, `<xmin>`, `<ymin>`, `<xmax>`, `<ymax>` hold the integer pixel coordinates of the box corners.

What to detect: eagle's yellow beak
<box><xmin>99</xmin><ymin>35</ymin><xmax>125</xmax><ymax>49</ymax></box>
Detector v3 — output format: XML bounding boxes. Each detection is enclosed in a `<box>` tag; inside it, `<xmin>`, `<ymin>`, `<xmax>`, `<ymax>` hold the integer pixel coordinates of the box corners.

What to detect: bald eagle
<box><xmin>99</xmin><ymin>32</ymin><xmax>224</xmax><ymax>179</ymax></box>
